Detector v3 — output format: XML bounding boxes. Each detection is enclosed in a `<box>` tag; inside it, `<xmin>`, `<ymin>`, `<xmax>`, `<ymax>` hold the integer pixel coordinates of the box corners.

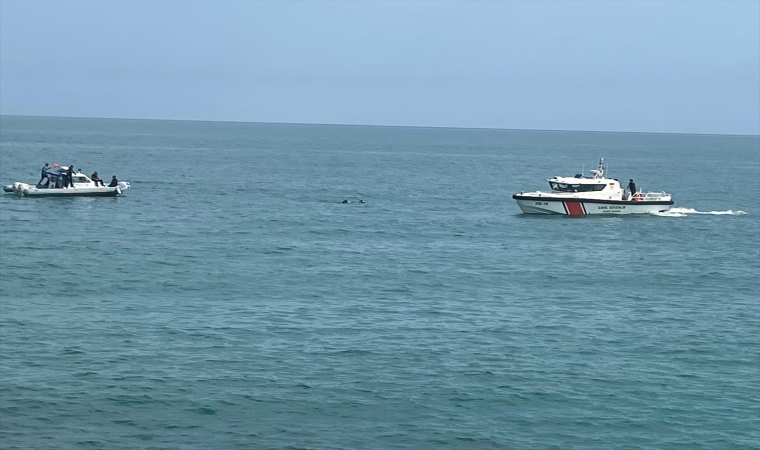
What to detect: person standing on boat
<box><xmin>38</xmin><ymin>163</ymin><xmax>50</xmax><ymax>185</ymax></box>
<box><xmin>91</xmin><ymin>171</ymin><xmax>105</xmax><ymax>187</ymax></box>
<box><xmin>65</xmin><ymin>164</ymin><xmax>75</xmax><ymax>188</ymax></box>
<box><xmin>61</xmin><ymin>165</ymin><xmax>70</xmax><ymax>188</ymax></box>
<box><xmin>626</xmin><ymin>179</ymin><xmax>637</xmax><ymax>199</ymax></box>
<box><xmin>108</xmin><ymin>175</ymin><xmax>119</xmax><ymax>187</ymax></box>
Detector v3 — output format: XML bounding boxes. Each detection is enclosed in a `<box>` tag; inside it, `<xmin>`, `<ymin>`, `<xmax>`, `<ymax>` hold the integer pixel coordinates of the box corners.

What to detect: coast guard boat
<box><xmin>512</xmin><ymin>158</ymin><xmax>673</xmax><ymax>215</ymax></box>
<box><xmin>4</xmin><ymin>166</ymin><xmax>130</xmax><ymax>197</ymax></box>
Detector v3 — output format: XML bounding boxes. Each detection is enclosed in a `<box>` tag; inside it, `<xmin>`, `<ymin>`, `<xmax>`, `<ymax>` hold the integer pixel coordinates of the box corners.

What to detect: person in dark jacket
<box><xmin>626</xmin><ymin>179</ymin><xmax>637</xmax><ymax>199</ymax></box>
<box><xmin>91</xmin><ymin>171</ymin><xmax>105</xmax><ymax>186</ymax></box>
<box><xmin>65</xmin><ymin>164</ymin><xmax>75</xmax><ymax>188</ymax></box>
<box><xmin>108</xmin><ymin>175</ymin><xmax>119</xmax><ymax>187</ymax></box>
<box><xmin>38</xmin><ymin>163</ymin><xmax>50</xmax><ymax>185</ymax></box>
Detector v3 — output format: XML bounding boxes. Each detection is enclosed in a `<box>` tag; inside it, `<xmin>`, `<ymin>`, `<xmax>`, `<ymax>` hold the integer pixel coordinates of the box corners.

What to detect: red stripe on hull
<box><xmin>564</xmin><ymin>201</ymin><xmax>585</xmax><ymax>216</ymax></box>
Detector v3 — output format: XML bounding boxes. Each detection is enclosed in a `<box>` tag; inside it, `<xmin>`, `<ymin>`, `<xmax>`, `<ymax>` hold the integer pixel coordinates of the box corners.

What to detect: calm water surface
<box><xmin>1</xmin><ymin>116</ymin><xmax>759</xmax><ymax>449</ymax></box>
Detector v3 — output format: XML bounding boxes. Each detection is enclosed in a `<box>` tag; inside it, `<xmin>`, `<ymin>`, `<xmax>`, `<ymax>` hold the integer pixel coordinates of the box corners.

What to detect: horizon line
<box><xmin>1</xmin><ymin>114</ymin><xmax>758</xmax><ymax>138</ymax></box>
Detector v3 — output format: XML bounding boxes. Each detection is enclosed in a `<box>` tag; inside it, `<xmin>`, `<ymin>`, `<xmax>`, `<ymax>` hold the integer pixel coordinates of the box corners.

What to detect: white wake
<box><xmin>654</xmin><ymin>207</ymin><xmax>748</xmax><ymax>217</ymax></box>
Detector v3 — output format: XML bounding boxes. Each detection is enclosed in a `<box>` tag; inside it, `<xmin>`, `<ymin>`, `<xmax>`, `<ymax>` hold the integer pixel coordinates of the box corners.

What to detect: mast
<box><xmin>588</xmin><ymin>157</ymin><xmax>606</xmax><ymax>179</ymax></box>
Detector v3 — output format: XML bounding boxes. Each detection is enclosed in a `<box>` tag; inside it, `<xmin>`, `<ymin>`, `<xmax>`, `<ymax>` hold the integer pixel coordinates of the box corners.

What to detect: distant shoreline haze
<box><xmin>1</xmin><ymin>115</ymin><xmax>758</xmax><ymax>138</ymax></box>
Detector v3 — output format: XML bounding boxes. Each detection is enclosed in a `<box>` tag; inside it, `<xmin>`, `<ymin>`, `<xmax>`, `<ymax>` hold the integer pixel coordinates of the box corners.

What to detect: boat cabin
<box><xmin>38</xmin><ymin>166</ymin><xmax>98</xmax><ymax>189</ymax></box>
<box><xmin>544</xmin><ymin>158</ymin><xmax>625</xmax><ymax>197</ymax></box>
<box><xmin>547</xmin><ymin>178</ymin><xmax>621</xmax><ymax>193</ymax></box>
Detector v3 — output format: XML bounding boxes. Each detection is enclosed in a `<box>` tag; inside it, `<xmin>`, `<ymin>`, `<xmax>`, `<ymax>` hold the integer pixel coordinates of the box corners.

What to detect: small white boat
<box><xmin>512</xmin><ymin>158</ymin><xmax>674</xmax><ymax>215</ymax></box>
<box><xmin>4</xmin><ymin>166</ymin><xmax>130</xmax><ymax>197</ymax></box>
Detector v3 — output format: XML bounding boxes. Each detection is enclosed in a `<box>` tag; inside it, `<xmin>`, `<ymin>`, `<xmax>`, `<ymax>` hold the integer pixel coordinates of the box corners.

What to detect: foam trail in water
<box><xmin>654</xmin><ymin>207</ymin><xmax>747</xmax><ymax>217</ymax></box>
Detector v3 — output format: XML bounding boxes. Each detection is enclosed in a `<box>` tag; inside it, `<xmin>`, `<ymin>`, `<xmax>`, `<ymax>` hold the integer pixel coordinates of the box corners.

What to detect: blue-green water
<box><xmin>1</xmin><ymin>116</ymin><xmax>758</xmax><ymax>449</ymax></box>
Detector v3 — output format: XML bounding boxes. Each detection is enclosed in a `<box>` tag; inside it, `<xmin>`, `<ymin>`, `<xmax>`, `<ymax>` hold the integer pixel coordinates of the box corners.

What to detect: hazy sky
<box><xmin>1</xmin><ymin>0</ymin><xmax>758</xmax><ymax>134</ymax></box>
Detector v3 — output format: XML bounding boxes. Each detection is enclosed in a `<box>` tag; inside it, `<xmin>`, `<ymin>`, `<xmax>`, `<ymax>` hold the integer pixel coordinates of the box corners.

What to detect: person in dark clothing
<box><xmin>38</xmin><ymin>163</ymin><xmax>50</xmax><ymax>185</ymax></box>
<box><xmin>108</xmin><ymin>176</ymin><xmax>119</xmax><ymax>187</ymax></box>
<box><xmin>64</xmin><ymin>165</ymin><xmax>75</xmax><ymax>188</ymax></box>
<box><xmin>626</xmin><ymin>179</ymin><xmax>637</xmax><ymax>199</ymax></box>
<box><xmin>91</xmin><ymin>171</ymin><xmax>105</xmax><ymax>186</ymax></box>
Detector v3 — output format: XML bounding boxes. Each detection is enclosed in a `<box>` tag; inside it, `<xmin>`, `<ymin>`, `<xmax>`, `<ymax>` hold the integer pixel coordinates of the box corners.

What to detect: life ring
<box><xmin>632</xmin><ymin>192</ymin><xmax>642</xmax><ymax>202</ymax></box>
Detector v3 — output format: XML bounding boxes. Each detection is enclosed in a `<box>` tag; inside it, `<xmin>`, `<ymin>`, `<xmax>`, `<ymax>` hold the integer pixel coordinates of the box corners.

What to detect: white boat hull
<box><xmin>513</xmin><ymin>196</ymin><xmax>673</xmax><ymax>216</ymax></box>
<box><xmin>5</xmin><ymin>182</ymin><xmax>130</xmax><ymax>197</ymax></box>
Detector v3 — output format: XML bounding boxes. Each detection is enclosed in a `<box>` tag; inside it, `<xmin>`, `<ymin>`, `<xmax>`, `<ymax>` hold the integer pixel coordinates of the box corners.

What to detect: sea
<box><xmin>0</xmin><ymin>115</ymin><xmax>758</xmax><ymax>450</ymax></box>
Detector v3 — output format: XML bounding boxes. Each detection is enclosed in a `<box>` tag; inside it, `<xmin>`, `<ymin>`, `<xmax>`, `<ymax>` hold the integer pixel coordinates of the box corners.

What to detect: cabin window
<box><xmin>573</xmin><ymin>184</ymin><xmax>605</xmax><ymax>192</ymax></box>
<box><xmin>550</xmin><ymin>182</ymin><xmax>570</xmax><ymax>191</ymax></box>
<box><xmin>587</xmin><ymin>184</ymin><xmax>604</xmax><ymax>192</ymax></box>
<box><xmin>549</xmin><ymin>182</ymin><xmax>605</xmax><ymax>192</ymax></box>
<box><xmin>73</xmin><ymin>177</ymin><xmax>89</xmax><ymax>183</ymax></box>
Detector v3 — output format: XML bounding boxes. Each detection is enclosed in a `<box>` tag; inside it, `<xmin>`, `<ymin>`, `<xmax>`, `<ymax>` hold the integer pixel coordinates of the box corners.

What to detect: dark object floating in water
<box><xmin>341</xmin><ymin>199</ymin><xmax>365</xmax><ymax>204</ymax></box>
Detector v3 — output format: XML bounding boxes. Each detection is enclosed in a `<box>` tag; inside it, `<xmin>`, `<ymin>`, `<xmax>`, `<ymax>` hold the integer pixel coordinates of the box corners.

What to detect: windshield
<box><xmin>549</xmin><ymin>182</ymin><xmax>605</xmax><ymax>192</ymax></box>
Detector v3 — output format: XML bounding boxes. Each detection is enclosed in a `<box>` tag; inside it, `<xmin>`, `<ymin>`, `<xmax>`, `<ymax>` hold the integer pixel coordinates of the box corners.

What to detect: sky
<box><xmin>0</xmin><ymin>0</ymin><xmax>758</xmax><ymax>135</ymax></box>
